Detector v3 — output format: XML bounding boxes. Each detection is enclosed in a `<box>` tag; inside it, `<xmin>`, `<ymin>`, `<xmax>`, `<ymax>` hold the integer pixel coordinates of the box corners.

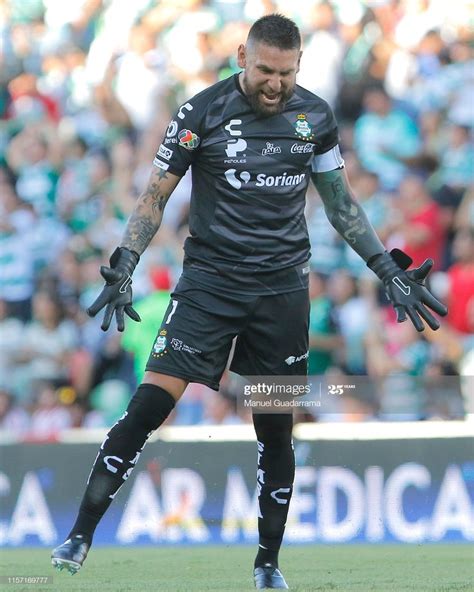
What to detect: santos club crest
<box><xmin>294</xmin><ymin>113</ymin><xmax>314</xmax><ymax>141</ymax></box>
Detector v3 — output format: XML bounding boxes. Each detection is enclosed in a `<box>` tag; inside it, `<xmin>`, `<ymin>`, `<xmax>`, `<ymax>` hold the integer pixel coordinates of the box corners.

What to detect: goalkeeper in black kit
<box><xmin>51</xmin><ymin>13</ymin><xmax>447</xmax><ymax>589</ymax></box>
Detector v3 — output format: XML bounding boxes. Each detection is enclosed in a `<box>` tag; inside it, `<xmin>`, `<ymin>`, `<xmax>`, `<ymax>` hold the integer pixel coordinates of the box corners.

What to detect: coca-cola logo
<box><xmin>291</xmin><ymin>143</ymin><xmax>315</xmax><ymax>154</ymax></box>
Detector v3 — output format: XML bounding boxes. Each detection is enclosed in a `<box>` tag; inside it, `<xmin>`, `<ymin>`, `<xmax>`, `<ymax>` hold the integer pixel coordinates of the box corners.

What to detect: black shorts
<box><xmin>145</xmin><ymin>277</ymin><xmax>309</xmax><ymax>390</ymax></box>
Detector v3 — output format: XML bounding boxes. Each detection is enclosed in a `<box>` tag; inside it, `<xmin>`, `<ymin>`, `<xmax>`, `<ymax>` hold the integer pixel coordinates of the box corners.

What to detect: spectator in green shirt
<box><xmin>308</xmin><ymin>271</ymin><xmax>342</xmax><ymax>376</ymax></box>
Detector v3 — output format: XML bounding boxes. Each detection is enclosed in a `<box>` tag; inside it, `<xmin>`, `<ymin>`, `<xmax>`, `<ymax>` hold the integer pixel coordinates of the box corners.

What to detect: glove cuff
<box><xmin>367</xmin><ymin>251</ymin><xmax>400</xmax><ymax>283</ymax></box>
<box><xmin>109</xmin><ymin>247</ymin><xmax>140</xmax><ymax>276</ymax></box>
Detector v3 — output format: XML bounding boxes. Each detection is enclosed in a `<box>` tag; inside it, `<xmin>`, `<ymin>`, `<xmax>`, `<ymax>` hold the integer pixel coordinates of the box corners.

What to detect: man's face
<box><xmin>238</xmin><ymin>41</ymin><xmax>301</xmax><ymax>117</ymax></box>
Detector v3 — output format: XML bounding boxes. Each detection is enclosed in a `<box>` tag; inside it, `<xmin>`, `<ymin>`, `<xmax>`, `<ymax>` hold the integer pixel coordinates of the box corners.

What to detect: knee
<box><xmin>123</xmin><ymin>383</ymin><xmax>177</xmax><ymax>432</ymax></box>
<box><xmin>142</xmin><ymin>371</ymin><xmax>188</xmax><ymax>401</ymax></box>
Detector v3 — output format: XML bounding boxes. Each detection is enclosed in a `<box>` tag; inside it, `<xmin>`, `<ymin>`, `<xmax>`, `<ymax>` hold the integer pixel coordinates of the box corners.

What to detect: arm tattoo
<box><xmin>311</xmin><ymin>169</ymin><xmax>385</xmax><ymax>262</ymax></box>
<box><xmin>121</xmin><ymin>170</ymin><xmax>175</xmax><ymax>255</ymax></box>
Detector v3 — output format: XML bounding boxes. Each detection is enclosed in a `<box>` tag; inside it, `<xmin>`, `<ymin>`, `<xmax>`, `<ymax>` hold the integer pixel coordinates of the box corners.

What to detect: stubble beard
<box><xmin>242</xmin><ymin>74</ymin><xmax>294</xmax><ymax>118</ymax></box>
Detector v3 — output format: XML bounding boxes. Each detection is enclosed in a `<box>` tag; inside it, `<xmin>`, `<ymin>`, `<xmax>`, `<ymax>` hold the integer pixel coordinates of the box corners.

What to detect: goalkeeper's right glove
<box><xmin>87</xmin><ymin>247</ymin><xmax>141</xmax><ymax>332</ymax></box>
<box><xmin>367</xmin><ymin>248</ymin><xmax>448</xmax><ymax>332</ymax></box>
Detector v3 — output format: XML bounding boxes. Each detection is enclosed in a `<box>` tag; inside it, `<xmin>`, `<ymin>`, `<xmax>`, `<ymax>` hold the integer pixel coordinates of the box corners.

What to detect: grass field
<box><xmin>1</xmin><ymin>545</ymin><xmax>473</xmax><ymax>592</ymax></box>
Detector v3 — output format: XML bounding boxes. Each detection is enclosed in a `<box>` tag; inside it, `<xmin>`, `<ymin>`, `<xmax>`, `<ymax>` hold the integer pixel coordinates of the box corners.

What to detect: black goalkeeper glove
<box><xmin>367</xmin><ymin>248</ymin><xmax>448</xmax><ymax>332</ymax></box>
<box><xmin>87</xmin><ymin>247</ymin><xmax>141</xmax><ymax>332</ymax></box>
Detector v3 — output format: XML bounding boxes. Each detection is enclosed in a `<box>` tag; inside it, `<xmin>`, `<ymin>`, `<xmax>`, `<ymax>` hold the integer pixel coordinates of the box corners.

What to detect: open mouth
<box><xmin>260</xmin><ymin>91</ymin><xmax>281</xmax><ymax>105</ymax></box>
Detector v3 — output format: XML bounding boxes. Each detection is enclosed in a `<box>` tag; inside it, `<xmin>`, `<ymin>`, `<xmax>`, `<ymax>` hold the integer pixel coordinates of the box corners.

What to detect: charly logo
<box><xmin>178</xmin><ymin>129</ymin><xmax>200</xmax><ymax>150</ymax></box>
<box><xmin>262</xmin><ymin>142</ymin><xmax>282</xmax><ymax>156</ymax></box>
<box><xmin>177</xmin><ymin>102</ymin><xmax>193</xmax><ymax>120</ymax></box>
<box><xmin>225</xmin><ymin>168</ymin><xmax>250</xmax><ymax>189</ymax></box>
<box><xmin>294</xmin><ymin>113</ymin><xmax>314</xmax><ymax>141</ymax></box>
<box><xmin>224</xmin><ymin>119</ymin><xmax>242</xmax><ymax>136</ymax></box>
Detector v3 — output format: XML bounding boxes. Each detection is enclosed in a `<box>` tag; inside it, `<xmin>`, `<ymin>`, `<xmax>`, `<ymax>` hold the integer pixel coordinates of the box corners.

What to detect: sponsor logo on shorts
<box><xmin>153</xmin><ymin>158</ymin><xmax>169</xmax><ymax>171</ymax></box>
<box><xmin>178</xmin><ymin>129</ymin><xmax>200</xmax><ymax>150</ymax></box>
<box><xmin>285</xmin><ymin>351</ymin><xmax>309</xmax><ymax>366</ymax></box>
<box><xmin>170</xmin><ymin>338</ymin><xmax>202</xmax><ymax>355</ymax></box>
<box><xmin>158</xmin><ymin>144</ymin><xmax>173</xmax><ymax>160</ymax></box>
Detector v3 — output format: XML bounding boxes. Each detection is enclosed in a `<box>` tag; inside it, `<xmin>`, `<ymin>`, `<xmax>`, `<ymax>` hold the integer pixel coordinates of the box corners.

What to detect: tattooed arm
<box><xmin>86</xmin><ymin>167</ymin><xmax>181</xmax><ymax>330</ymax></box>
<box><xmin>311</xmin><ymin>167</ymin><xmax>385</xmax><ymax>262</ymax></box>
<box><xmin>120</xmin><ymin>167</ymin><xmax>181</xmax><ymax>255</ymax></box>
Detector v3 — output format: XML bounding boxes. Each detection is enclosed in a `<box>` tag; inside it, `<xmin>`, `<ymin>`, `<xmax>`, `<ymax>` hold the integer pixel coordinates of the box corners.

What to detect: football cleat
<box><xmin>254</xmin><ymin>563</ymin><xmax>289</xmax><ymax>589</ymax></box>
<box><xmin>51</xmin><ymin>534</ymin><xmax>90</xmax><ymax>575</ymax></box>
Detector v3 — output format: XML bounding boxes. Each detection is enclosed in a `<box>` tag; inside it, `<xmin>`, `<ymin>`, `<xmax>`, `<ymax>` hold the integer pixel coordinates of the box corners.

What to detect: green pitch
<box><xmin>1</xmin><ymin>544</ymin><xmax>473</xmax><ymax>592</ymax></box>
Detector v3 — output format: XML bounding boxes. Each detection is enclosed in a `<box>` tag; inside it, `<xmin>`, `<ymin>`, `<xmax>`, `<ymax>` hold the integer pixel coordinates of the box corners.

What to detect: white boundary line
<box><xmin>0</xmin><ymin>420</ymin><xmax>469</xmax><ymax>445</ymax></box>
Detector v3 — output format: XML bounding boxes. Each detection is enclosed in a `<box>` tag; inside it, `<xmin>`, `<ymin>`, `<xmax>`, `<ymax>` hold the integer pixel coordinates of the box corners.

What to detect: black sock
<box><xmin>68</xmin><ymin>384</ymin><xmax>175</xmax><ymax>544</ymax></box>
<box><xmin>253</xmin><ymin>413</ymin><xmax>294</xmax><ymax>569</ymax></box>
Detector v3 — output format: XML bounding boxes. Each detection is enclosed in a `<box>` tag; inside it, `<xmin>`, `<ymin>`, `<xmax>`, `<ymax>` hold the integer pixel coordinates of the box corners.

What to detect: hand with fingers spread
<box><xmin>367</xmin><ymin>248</ymin><xmax>448</xmax><ymax>332</ymax></box>
<box><xmin>87</xmin><ymin>247</ymin><xmax>141</xmax><ymax>332</ymax></box>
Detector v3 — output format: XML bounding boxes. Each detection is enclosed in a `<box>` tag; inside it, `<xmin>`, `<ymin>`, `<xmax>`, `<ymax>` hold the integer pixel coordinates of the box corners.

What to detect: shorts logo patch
<box><xmin>153</xmin><ymin>335</ymin><xmax>167</xmax><ymax>356</ymax></box>
<box><xmin>285</xmin><ymin>351</ymin><xmax>309</xmax><ymax>365</ymax></box>
<box><xmin>171</xmin><ymin>338</ymin><xmax>202</xmax><ymax>355</ymax></box>
<box><xmin>294</xmin><ymin>113</ymin><xmax>314</xmax><ymax>141</ymax></box>
<box><xmin>171</xmin><ymin>338</ymin><xmax>183</xmax><ymax>351</ymax></box>
<box><xmin>178</xmin><ymin>129</ymin><xmax>200</xmax><ymax>150</ymax></box>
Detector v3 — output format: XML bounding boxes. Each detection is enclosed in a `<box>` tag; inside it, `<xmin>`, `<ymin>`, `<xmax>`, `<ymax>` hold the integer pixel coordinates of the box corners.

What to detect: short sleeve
<box><xmin>314</xmin><ymin>103</ymin><xmax>339</xmax><ymax>155</ymax></box>
<box><xmin>153</xmin><ymin>101</ymin><xmax>203</xmax><ymax>177</ymax></box>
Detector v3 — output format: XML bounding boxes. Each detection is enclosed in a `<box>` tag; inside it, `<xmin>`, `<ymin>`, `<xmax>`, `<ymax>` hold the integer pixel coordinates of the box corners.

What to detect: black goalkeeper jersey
<box><xmin>154</xmin><ymin>74</ymin><xmax>339</xmax><ymax>295</ymax></box>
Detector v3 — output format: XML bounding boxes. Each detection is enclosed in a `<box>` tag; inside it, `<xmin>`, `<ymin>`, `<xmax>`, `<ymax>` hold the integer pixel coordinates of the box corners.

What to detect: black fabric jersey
<box><xmin>154</xmin><ymin>74</ymin><xmax>339</xmax><ymax>295</ymax></box>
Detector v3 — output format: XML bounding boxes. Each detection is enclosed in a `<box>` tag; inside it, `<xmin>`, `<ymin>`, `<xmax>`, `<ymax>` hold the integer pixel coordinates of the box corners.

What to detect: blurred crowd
<box><xmin>0</xmin><ymin>0</ymin><xmax>473</xmax><ymax>439</ymax></box>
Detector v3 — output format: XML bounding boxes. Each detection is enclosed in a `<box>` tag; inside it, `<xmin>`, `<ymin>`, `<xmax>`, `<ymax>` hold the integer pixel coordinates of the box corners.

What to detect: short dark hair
<box><xmin>247</xmin><ymin>14</ymin><xmax>301</xmax><ymax>50</ymax></box>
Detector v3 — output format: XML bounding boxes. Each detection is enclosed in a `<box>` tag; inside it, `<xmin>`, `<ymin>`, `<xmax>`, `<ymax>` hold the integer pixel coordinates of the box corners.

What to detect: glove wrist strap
<box><xmin>110</xmin><ymin>247</ymin><xmax>139</xmax><ymax>276</ymax></box>
<box><xmin>367</xmin><ymin>251</ymin><xmax>400</xmax><ymax>283</ymax></box>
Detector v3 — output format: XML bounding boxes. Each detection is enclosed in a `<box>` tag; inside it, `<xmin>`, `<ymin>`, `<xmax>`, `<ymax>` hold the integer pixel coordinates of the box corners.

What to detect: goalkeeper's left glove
<box><xmin>87</xmin><ymin>247</ymin><xmax>141</xmax><ymax>332</ymax></box>
<box><xmin>367</xmin><ymin>248</ymin><xmax>448</xmax><ymax>332</ymax></box>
